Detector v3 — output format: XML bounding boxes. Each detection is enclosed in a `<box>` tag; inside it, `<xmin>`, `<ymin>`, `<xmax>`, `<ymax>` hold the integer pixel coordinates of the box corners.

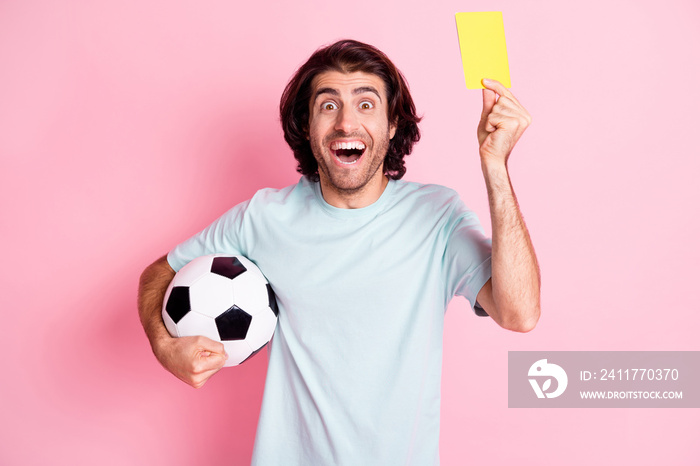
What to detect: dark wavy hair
<box><xmin>280</xmin><ymin>39</ymin><xmax>421</xmax><ymax>181</ymax></box>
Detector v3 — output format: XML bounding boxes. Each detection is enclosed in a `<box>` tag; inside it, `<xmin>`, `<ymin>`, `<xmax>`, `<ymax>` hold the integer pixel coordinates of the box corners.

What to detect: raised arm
<box><xmin>138</xmin><ymin>255</ymin><xmax>228</xmax><ymax>387</ymax></box>
<box><xmin>474</xmin><ymin>79</ymin><xmax>541</xmax><ymax>332</ymax></box>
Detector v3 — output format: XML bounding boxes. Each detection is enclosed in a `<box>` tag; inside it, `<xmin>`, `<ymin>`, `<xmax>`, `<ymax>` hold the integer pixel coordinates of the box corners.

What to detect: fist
<box><xmin>154</xmin><ymin>335</ymin><xmax>228</xmax><ymax>389</ymax></box>
<box><xmin>477</xmin><ymin>78</ymin><xmax>531</xmax><ymax>165</ymax></box>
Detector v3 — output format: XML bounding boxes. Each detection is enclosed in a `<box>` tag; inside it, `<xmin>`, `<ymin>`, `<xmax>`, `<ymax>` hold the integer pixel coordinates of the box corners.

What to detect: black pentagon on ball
<box><xmin>266</xmin><ymin>284</ymin><xmax>279</xmax><ymax>316</ymax></box>
<box><xmin>211</xmin><ymin>256</ymin><xmax>247</xmax><ymax>280</ymax></box>
<box><xmin>215</xmin><ymin>305</ymin><xmax>252</xmax><ymax>341</ymax></box>
<box><xmin>165</xmin><ymin>286</ymin><xmax>191</xmax><ymax>324</ymax></box>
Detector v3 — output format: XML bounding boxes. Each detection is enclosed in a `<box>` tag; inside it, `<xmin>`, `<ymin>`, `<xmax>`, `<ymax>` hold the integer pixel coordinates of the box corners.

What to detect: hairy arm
<box><xmin>474</xmin><ymin>79</ymin><xmax>541</xmax><ymax>332</ymax></box>
<box><xmin>138</xmin><ymin>255</ymin><xmax>228</xmax><ymax>387</ymax></box>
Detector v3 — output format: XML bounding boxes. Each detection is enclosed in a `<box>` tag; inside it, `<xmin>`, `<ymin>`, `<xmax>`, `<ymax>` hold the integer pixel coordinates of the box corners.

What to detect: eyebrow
<box><xmin>313</xmin><ymin>86</ymin><xmax>382</xmax><ymax>103</ymax></box>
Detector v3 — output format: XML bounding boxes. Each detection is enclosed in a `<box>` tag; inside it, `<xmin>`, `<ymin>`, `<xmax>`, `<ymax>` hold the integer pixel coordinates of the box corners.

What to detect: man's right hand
<box><xmin>152</xmin><ymin>334</ymin><xmax>228</xmax><ymax>389</ymax></box>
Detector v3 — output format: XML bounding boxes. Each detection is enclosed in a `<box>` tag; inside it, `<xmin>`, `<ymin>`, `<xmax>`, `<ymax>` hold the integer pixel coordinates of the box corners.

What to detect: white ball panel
<box><xmin>189</xmin><ymin>274</ymin><xmax>235</xmax><ymax>318</ymax></box>
<box><xmin>231</xmin><ymin>272</ymin><xmax>270</xmax><ymax>315</ymax></box>
<box><xmin>176</xmin><ymin>311</ymin><xmax>220</xmax><ymax>341</ymax></box>
<box><xmin>162</xmin><ymin>310</ymin><xmax>180</xmax><ymax>337</ymax></box>
<box><xmin>245</xmin><ymin>308</ymin><xmax>278</xmax><ymax>350</ymax></box>
<box><xmin>223</xmin><ymin>340</ymin><xmax>254</xmax><ymax>367</ymax></box>
<box><xmin>170</xmin><ymin>255</ymin><xmax>215</xmax><ymax>286</ymax></box>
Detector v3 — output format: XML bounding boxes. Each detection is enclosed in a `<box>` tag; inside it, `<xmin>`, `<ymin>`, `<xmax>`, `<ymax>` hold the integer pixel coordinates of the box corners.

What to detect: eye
<box><xmin>322</xmin><ymin>102</ymin><xmax>338</xmax><ymax>111</ymax></box>
<box><xmin>359</xmin><ymin>101</ymin><xmax>374</xmax><ymax>110</ymax></box>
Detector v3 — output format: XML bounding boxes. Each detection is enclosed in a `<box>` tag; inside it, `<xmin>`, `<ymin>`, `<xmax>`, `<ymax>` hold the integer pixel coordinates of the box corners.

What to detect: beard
<box><xmin>310</xmin><ymin>129</ymin><xmax>392</xmax><ymax>196</ymax></box>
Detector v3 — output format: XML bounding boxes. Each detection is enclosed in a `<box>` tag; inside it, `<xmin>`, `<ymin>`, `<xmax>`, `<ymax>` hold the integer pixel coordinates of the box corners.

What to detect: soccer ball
<box><xmin>162</xmin><ymin>254</ymin><xmax>279</xmax><ymax>367</ymax></box>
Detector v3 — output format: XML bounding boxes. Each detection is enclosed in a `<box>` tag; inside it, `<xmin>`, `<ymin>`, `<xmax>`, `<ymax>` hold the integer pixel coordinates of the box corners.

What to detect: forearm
<box><xmin>482</xmin><ymin>160</ymin><xmax>540</xmax><ymax>331</ymax></box>
<box><xmin>138</xmin><ymin>255</ymin><xmax>176</xmax><ymax>353</ymax></box>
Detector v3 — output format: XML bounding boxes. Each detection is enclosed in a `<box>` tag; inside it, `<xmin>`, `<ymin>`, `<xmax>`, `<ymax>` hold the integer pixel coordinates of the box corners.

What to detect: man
<box><xmin>139</xmin><ymin>40</ymin><xmax>539</xmax><ymax>465</ymax></box>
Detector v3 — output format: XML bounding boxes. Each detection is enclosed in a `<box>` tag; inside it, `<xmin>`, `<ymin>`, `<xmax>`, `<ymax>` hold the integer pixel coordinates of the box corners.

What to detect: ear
<box><xmin>389</xmin><ymin>120</ymin><xmax>397</xmax><ymax>140</ymax></box>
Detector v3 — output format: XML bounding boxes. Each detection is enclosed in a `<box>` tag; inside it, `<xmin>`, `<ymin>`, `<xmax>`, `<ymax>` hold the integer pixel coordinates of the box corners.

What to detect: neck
<box><xmin>319</xmin><ymin>175</ymin><xmax>389</xmax><ymax>209</ymax></box>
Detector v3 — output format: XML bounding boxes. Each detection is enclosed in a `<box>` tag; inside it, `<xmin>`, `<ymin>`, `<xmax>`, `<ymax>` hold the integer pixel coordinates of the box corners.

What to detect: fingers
<box><xmin>189</xmin><ymin>347</ymin><xmax>228</xmax><ymax>388</ymax></box>
<box><xmin>477</xmin><ymin>79</ymin><xmax>532</xmax><ymax>161</ymax></box>
<box><xmin>197</xmin><ymin>335</ymin><xmax>227</xmax><ymax>356</ymax></box>
<box><xmin>480</xmin><ymin>92</ymin><xmax>529</xmax><ymax>135</ymax></box>
<box><xmin>486</xmin><ymin>103</ymin><xmax>530</xmax><ymax>132</ymax></box>
<box><xmin>481</xmin><ymin>79</ymin><xmax>531</xmax><ymax>129</ymax></box>
<box><xmin>481</xmin><ymin>88</ymin><xmax>498</xmax><ymax>117</ymax></box>
<box><xmin>156</xmin><ymin>335</ymin><xmax>228</xmax><ymax>389</ymax></box>
<box><xmin>480</xmin><ymin>89</ymin><xmax>498</xmax><ymax>132</ymax></box>
<box><xmin>482</xmin><ymin>78</ymin><xmax>517</xmax><ymax>103</ymax></box>
<box><xmin>194</xmin><ymin>340</ymin><xmax>228</xmax><ymax>370</ymax></box>
<box><xmin>188</xmin><ymin>336</ymin><xmax>227</xmax><ymax>385</ymax></box>
<box><xmin>481</xmin><ymin>78</ymin><xmax>529</xmax><ymax>117</ymax></box>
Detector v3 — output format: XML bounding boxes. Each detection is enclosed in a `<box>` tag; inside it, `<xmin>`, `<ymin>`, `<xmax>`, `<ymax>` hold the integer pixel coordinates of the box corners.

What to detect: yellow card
<box><xmin>455</xmin><ymin>12</ymin><xmax>511</xmax><ymax>89</ymax></box>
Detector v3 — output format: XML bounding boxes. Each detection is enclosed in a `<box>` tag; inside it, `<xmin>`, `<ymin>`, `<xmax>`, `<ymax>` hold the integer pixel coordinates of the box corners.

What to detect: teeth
<box><xmin>331</xmin><ymin>141</ymin><xmax>366</xmax><ymax>151</ymax></box>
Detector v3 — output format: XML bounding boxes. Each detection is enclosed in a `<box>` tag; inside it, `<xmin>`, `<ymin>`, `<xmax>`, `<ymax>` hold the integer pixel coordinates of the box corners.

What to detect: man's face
<box><xmin>308</xmin><ymin>70</ymin><xmax>397</xmax><ymax>205</ymax></box>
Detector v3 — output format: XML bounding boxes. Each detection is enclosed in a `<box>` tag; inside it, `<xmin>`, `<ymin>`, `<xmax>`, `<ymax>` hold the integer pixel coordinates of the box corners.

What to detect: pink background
<box><xmin>2</xmin><ymin>0</ymin><xmax>698</xmax><ymax>464</ymax></box>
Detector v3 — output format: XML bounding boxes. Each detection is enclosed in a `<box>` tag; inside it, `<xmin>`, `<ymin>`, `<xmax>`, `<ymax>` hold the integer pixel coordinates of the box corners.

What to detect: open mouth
<box><xmin>330</xmin><ymin>141</ymin><xmax>366</xmax><ymax>165</ymax></box>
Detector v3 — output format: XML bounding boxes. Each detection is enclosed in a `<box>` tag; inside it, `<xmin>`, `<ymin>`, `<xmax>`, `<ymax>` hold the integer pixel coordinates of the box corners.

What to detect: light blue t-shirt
<box><xmin>168</xmin><ymin>177</ymin><xmax>492</xmax><ymax>465</ymax></box>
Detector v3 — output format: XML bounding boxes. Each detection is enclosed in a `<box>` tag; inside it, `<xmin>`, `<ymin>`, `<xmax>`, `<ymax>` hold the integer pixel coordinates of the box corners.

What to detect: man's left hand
<box><xmin>477</xmin><ymin>79</ymin><xmax>531</xmax><ymax>166</ymax></box>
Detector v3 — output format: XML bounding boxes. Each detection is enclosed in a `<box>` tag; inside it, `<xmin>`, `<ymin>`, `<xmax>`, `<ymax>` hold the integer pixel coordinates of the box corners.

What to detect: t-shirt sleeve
<box><xmin>167</xmin><ymin>200</ymin><xmax>251</xmax><ymax>272</ymax></box>
<box><xmin>443</xmin><ymin>204</ymin><xmax>492</xmax><ymax>315</ymax></box>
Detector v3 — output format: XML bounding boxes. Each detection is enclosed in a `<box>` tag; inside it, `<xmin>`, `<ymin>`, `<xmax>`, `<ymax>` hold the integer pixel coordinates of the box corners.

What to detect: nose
<box><xmin>334</xmin><ymin>106</ymin><xmax>359</xmax><ymax>133</ymax></box>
